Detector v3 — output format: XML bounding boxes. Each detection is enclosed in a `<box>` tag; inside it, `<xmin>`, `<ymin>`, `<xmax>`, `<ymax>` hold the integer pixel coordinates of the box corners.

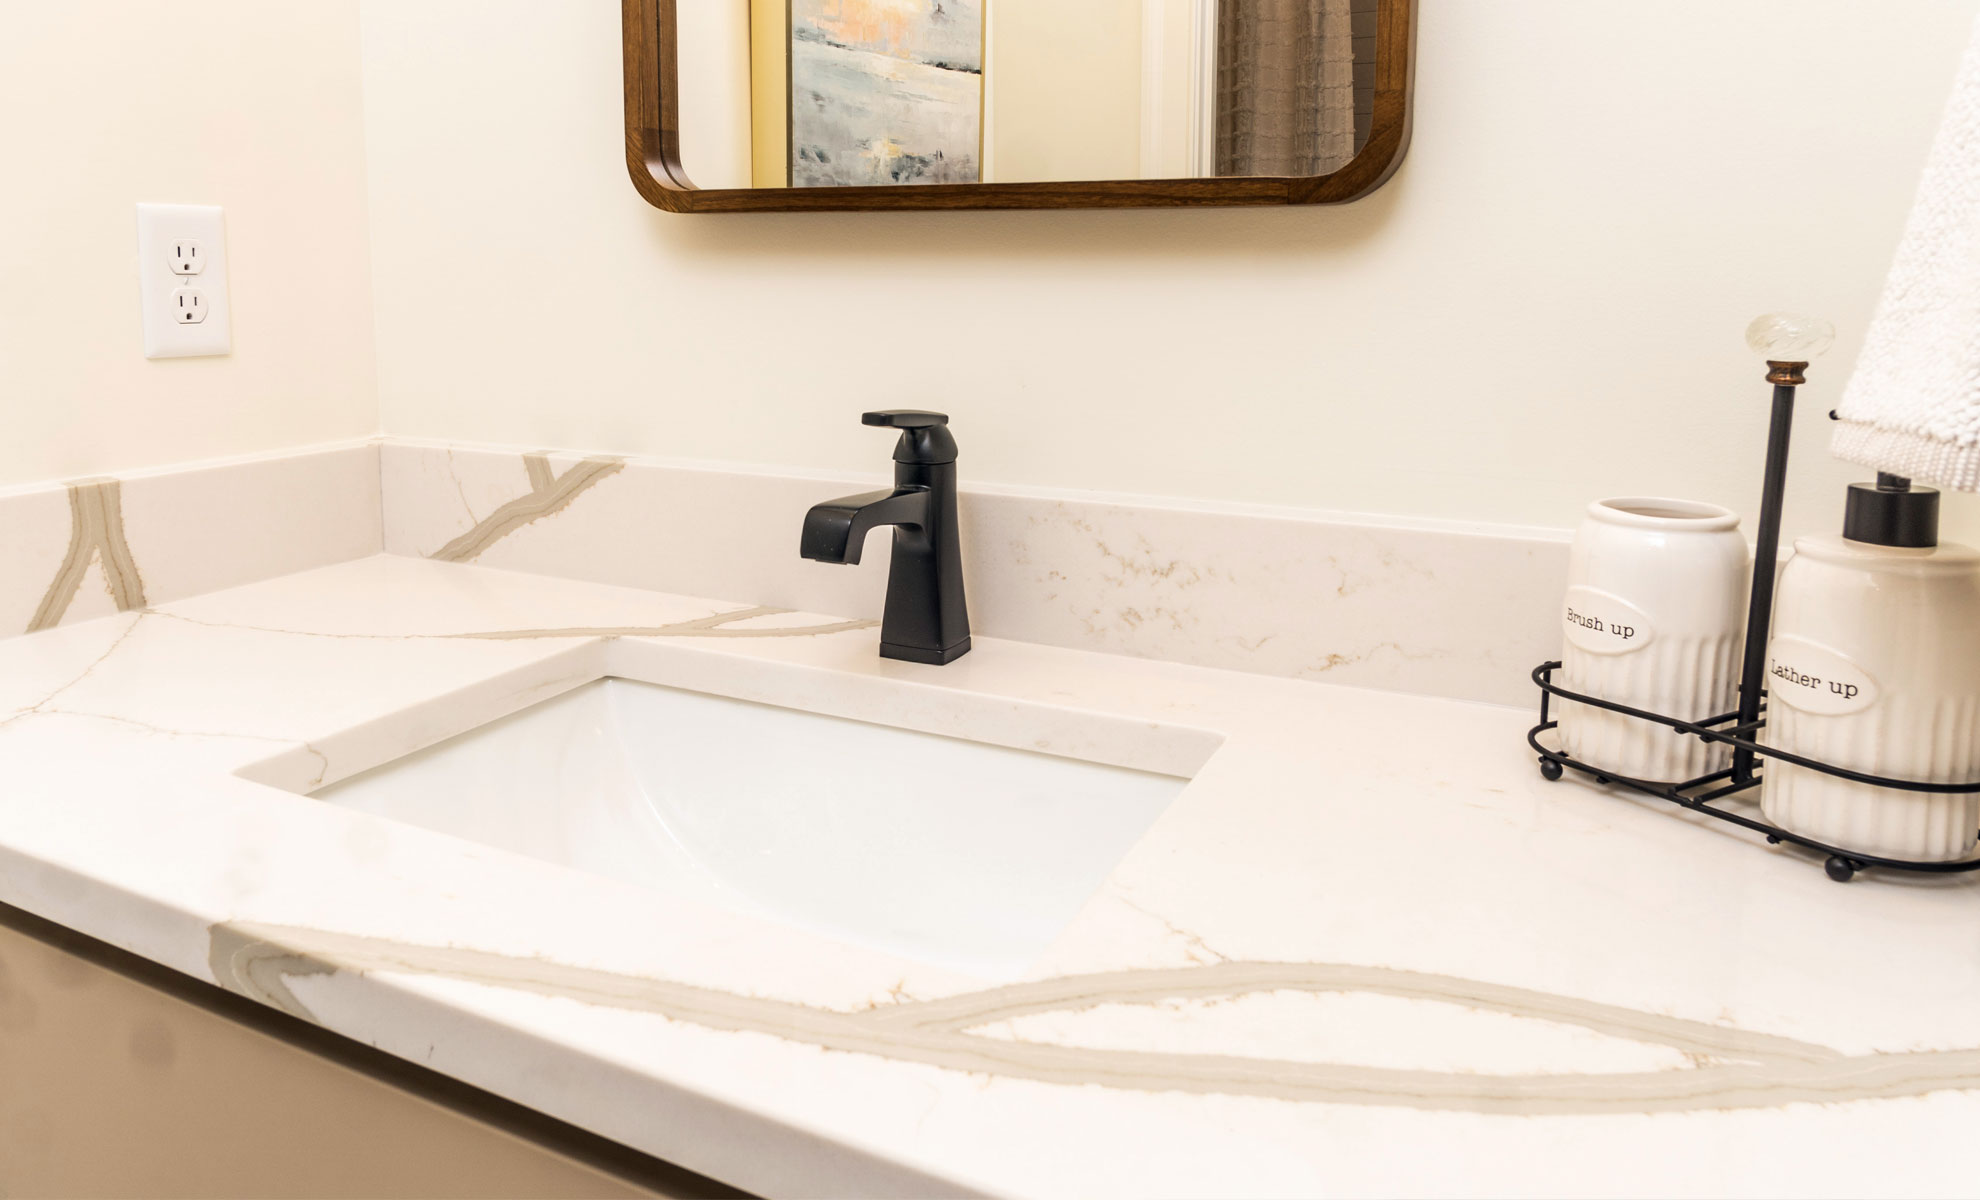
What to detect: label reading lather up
<box><xmin>1767</xmin><ymin>635</ymin><xmax>1880</xmax><ymax>716</ymax></box>
<box><xmin>1561</xmin><ymin>586</ymin><xmax>1656</xmax><ymax>655</ymax></box>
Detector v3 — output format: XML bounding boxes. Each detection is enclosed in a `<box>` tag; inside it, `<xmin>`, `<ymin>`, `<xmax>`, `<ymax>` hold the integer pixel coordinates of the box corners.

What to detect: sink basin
<box><xmin>308</xmin><ymin>678</ymin><xmax>1194</xmax><ymax>980</ymax></box>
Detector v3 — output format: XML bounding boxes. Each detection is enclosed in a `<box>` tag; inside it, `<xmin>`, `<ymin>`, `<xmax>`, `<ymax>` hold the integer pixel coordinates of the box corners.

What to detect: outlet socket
<box><xmin>169</xmin><ymin>239</ymin><xmax>205</xmax><ymax>275</ymax></box>
<box><xmin>171</xmin><ymin>287</ymin><xmax>208</xmax><ymax>324</ymax></box>
<box><xmin>137</xmin><ymin>203</ymin><xmax>230</xmax><ymax>358</ymax></box>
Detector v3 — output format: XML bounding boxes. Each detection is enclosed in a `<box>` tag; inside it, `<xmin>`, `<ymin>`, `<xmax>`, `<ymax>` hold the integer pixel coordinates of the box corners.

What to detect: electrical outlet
<box><xmin>169</xmin><ymin>239</ymin><xmax>205</xmax><ymax>275</ymax></box>
<box><xmin>137</xmin><ymin>203</ymin><xmax>230</xmax><ymax>358</ymax></box>
<box><xmin>171</xmin><ymin>287</ymin><xmax>208</xmax><ymax>324</ymax></box>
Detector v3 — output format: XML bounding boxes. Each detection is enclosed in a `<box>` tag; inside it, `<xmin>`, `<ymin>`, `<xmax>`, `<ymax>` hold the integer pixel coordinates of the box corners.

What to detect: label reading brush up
<box><xmin>1561</xmin><ymin>586</ymin><xmax>1656</xmax><ymax>655</ymax></box>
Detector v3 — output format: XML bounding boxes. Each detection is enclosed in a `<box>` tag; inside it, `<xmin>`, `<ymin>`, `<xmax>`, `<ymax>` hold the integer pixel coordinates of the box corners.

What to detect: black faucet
<box><xmin>800</xmin><ymin>411</ymin><xmax>971</xmax><ymax>665</ymax></box>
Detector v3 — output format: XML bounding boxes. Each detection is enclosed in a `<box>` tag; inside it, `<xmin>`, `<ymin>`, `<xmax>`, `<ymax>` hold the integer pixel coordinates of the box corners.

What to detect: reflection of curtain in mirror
<box><xmin>1214</xmin><ymin>0</ymin><xmax>1354</xmax><ymax>176</ymax></box>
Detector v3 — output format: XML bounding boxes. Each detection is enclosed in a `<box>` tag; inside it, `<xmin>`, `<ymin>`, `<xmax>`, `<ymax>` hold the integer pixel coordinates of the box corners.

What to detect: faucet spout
<box><xmin>800</xmin><ymin>411</ymin><xmax>971</xmax><ymax>665</ymax></box>
<box><xmin>800</xmin><ymin>486</ymin><xmax>930</xmax><ymax>565</ymax></box>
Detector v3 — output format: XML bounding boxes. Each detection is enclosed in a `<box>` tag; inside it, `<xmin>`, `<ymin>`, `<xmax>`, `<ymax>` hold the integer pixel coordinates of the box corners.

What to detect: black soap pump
<box><xmin>1841</xmin><ymin>473</ymin><xmax>1941</xmax><ymax>549</ymax></box>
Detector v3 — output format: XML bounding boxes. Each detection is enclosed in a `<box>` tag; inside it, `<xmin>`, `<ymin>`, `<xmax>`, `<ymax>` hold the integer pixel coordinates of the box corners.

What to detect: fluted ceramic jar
<box><xmin>1760</xmin><ymin>537</ymin><xmax>1980</xmax><ymax>861</ymax></box>
<box><xmin>1558</xmin><ymin>498</ymin><xmax>1749</xmax><ymax>782</ymax></box>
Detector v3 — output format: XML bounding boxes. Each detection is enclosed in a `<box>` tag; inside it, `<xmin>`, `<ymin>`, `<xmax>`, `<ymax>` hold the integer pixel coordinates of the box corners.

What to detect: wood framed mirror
<box><xmin>623</xmin><ymin>0</ymin><xmax>1414</xmax><ymax>213</ymax></box>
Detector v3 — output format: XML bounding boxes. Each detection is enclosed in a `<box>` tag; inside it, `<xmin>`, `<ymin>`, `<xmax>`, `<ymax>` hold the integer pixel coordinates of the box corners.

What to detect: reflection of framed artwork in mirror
<box><xmin>788</xmin><ymin>0</ymin><xmax>986</xmax><ymax>187</ymax></box>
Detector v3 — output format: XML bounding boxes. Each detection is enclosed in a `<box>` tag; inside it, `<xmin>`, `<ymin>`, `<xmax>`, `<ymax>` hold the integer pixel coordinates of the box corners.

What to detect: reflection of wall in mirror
<box><xmin>751</xmin><ymin>1</ymin><xmax>789</xmax><ymax>186</ymax></box>
<box><xmin>1138</xmin><ymin>0</ymin><xmax>1207</xmax><ymax>179</ymax></box>
<box><xmin>988</xmin><ymin>0</ymin><xmax>1144</xmax><ymax>184</ymax></box>
<box><xmin>676</xmin><ymin>1</ymin><xmax>753</xmax><ymax>190</ymax></box>
<box><xmin>992</xmin><ymin>0</ymin><xmax>1356</xmax><ymax>185</ymax></box>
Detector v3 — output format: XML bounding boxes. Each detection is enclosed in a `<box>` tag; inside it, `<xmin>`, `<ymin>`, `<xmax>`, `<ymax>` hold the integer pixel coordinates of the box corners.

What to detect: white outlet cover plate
<box><xmin>137</xmin><ymin>203</ymin><xmax>230</xmax><ymax>358</ymax></box>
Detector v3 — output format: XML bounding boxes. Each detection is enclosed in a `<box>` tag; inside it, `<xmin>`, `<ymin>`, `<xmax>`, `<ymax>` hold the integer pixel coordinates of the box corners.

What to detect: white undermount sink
<box><xmin>306</xmin><ymin>677</ymin><xmax>1198</xmax><ymax>980</ymax></box>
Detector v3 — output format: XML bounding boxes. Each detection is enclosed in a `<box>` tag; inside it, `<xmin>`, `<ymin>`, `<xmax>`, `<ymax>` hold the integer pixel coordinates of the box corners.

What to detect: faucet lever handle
<box><xmin>862</xmin><ymin>410</ymin><xmax>957</xmax><ymax>465</ymax></box>
<box><xmin>863</xmin><ymin>410</ymin><xmax>949</xmax><ymax>429</ymax></box>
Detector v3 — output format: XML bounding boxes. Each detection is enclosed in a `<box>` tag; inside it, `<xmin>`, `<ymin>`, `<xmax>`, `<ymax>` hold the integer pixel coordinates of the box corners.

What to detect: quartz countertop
<box><xmin>3</xmin><ymin>555</ymin><xmax>1978</xmax><ymax>1198</ymax></box>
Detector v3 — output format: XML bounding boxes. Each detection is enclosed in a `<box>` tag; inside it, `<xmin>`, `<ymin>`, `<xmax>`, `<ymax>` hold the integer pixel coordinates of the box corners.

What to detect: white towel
<box><xmin>1833</xmin><ymin>13</ymin><xmax>1980</xmax><ymax>491</ymax></box>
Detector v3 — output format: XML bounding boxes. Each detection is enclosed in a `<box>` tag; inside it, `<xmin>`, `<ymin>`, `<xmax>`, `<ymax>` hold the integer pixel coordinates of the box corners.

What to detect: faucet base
<box><xmin>881</xmin><ymin>638</ymin><xmax>972</xmax><ymax>666</ymax></box>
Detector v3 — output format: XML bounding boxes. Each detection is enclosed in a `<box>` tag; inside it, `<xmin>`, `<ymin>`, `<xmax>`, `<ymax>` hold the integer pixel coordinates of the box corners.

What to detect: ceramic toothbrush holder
<box><xmin>1557</xmin><ymin>498</ymin><xmax>1750</xmax><ymax>782</ymax></box>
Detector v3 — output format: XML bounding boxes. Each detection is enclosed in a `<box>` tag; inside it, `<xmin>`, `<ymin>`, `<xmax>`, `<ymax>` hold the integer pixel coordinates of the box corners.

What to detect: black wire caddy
<box><xmin>1527</xmin><ymin>350</ymin><xmax>1980</xmax><ymax>883</ymax></box>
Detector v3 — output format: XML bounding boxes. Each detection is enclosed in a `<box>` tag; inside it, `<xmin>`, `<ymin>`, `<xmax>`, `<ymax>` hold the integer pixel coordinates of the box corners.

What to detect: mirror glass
<box><xmin>675</xmin><ymin>0</ymin><xmax>1380</xmax><ymax>190</ymax></box>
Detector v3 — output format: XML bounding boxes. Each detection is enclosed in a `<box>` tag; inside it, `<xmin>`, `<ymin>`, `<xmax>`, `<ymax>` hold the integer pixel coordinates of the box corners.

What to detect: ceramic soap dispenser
<box><xmin>1760</xmin><ymin>476</ymin><xmax>1980</xmax><ymax>861</ymax></box>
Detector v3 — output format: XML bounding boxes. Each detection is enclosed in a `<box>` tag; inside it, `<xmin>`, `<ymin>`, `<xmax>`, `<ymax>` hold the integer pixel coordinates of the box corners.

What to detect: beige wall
<box><xmin>989</xmin><ymin>0</ymin><xmax>1146</xmax><ymax>183</ymax></box>
<box><xmin>358</xmin><ymin>0</ymin><xmax>1980</xmax><ymax>544</ymax></box>
<box><xmin>0</xmin><ymin>2</ymin><xmax>378</xmax><ymax>490</ymax></box>
<box><xmin>8</xmin><ymin>1</ymin><xmax>1978</xmax><ymax>539</ymax></box>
